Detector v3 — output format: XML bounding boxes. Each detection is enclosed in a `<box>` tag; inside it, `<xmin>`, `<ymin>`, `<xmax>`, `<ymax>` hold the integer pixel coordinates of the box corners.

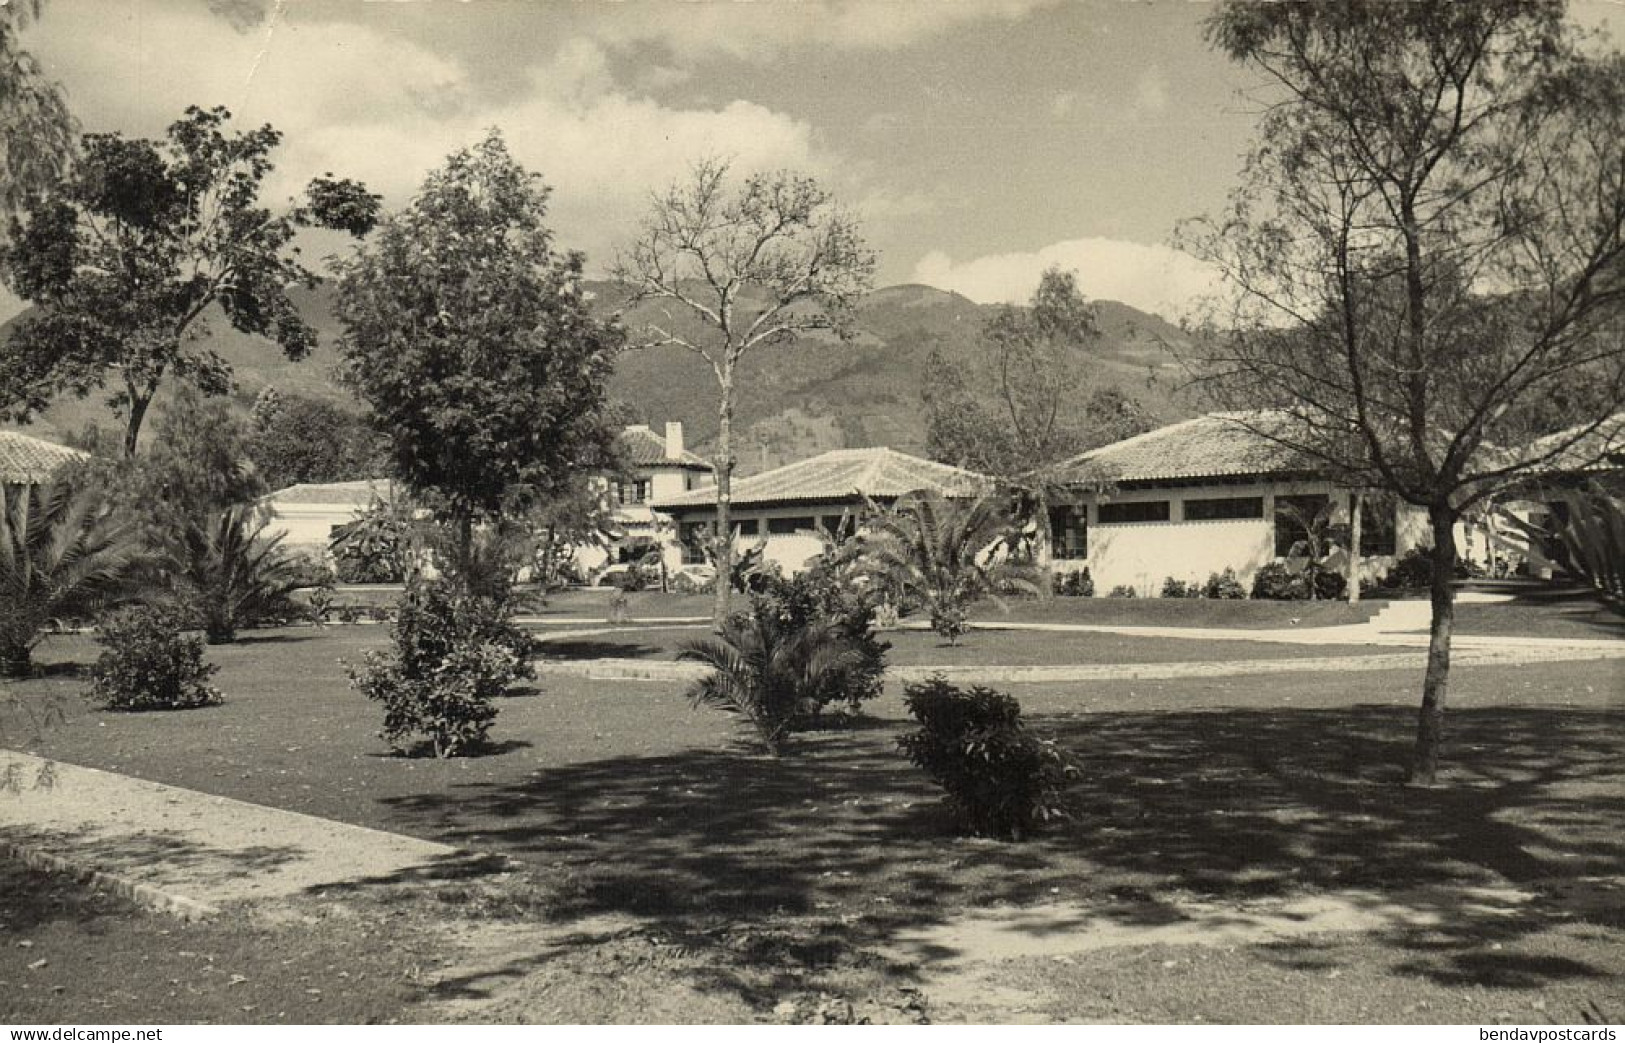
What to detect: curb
<box><xmin>2</xmin><ymin>836</ymin><xmax>221</xmax><ymax>922</ymax></box>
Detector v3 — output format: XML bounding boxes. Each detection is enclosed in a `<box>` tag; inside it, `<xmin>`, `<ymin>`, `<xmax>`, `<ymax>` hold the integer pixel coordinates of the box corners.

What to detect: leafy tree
<box><xmin>0</xmin><ymin>0</ymin><xmax>75</xmax><ymax>214</ymax></box>
<box><xmin>854</xmin><ymin>493</ymin><xmax>1036</xmax><ymax>645</ymax></box>
<box><xmin>246</xmin><ymin>388</ymin><xmax>387</xmax><ymax>490</ymax></box>
<box><xmin>0</xmin><ymin>480</ymin><xmax>141</xmax><ymax>677</ymax></box>
<box><xmin>0</xmin><ymin>105</ymin><xmax>379</xmax><ymax>456</ymax></box>
<box><xmin>613</xmin><ymin>158</ymin><xmax>875</xmax><ymax>625</ymax></box>
<box><xmin>334</xmin><ymin>131</ymin><xmax>621</xmax><ymax>575</ymax></box>
<box><xmin>1184</xmin><ymin>1</ymin><xmax>1625</xmax><ymax>783</ymax></box>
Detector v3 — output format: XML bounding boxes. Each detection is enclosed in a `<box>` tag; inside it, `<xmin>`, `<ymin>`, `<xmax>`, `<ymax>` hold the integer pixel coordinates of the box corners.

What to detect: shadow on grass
<box><xmin>353</xmin><ymin>701</ymin><xmax>1623</xmax><ymax>1007</ymax></box>
<box><xmin>535</xmin><ymin>639</ymin><xmax>676</xmax><ymax>661</ymax></box>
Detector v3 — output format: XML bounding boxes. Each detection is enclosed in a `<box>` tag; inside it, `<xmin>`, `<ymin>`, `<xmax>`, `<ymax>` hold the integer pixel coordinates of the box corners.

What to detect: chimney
<box><xmin>664</xmin><ymin>421</ymin><xmax>684</xmax><ymax>460</ymax></box>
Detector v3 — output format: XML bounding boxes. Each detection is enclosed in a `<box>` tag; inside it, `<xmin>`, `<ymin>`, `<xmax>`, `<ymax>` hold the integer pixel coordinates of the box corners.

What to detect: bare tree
<box><xmin>1183</xmin><ymin>1</ymin><xmax>1625</xmax><ymax>784</ymax></box>
<box><xmin>612</xmin><ymin>158</ymin><xmax>875</xmax><ymax>624</ymax></box>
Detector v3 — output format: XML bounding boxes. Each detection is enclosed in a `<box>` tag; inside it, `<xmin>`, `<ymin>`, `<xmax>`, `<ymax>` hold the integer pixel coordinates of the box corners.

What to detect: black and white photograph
<box><xmin>1</xmin><ymin>0</ymin><xmax>1622</xmax><ymax>1029</ymax></box>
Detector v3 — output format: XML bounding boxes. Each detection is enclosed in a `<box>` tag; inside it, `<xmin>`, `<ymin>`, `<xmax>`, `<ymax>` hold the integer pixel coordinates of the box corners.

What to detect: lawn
<box><xmin>534</xmin><ymin>625</ymin><xmax>1401</xmax><ymax>666</ymax></box>
<box><xmin>4</xmin><ymin>626</ymin><xmax>1621</xmax><ymax>1023</ymax></box>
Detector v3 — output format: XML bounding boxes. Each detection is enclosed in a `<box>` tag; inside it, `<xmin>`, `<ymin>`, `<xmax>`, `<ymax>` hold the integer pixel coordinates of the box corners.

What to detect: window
<box><xmin>820</xmin><ymin>515</ymin><xmax>851</xmax><ymax>538</ymax></box>
<box><xmin>1274</xmin><ymin>494</ymin><xmax>1330</xmax><ymax>557</ymax></box>
<box><xmin>1184</xmin><ymin>496</ymin><xmax>1264</xmax><ymax>522</ymax></box>
<box><xmin>615</xmin><ymin>479</ymin><xmax>651</xmax><ymax>506</ymax></box>
<box><xmin>1048</xmin><ymin>505</ymin><xmax>1087</xmax><ymax>559</ymax></box>
<box><xmin>767</xmin><ymin>515</ymin><xmax>816</xmax><ymax>535</ymax></box>
<box><xmin>679</xmin><ymin>522</ymin><xmax>710</xmax><ymax>564</ymax></box>
<box><xmin>1097</xmin><ymin>500</ymin><xmax>1170</xmax><ymax>524</ymax></box>
<box><xmin>733</xmin><ymin>517</ymin><xmax>760</xmax><ymax>537</ymax></box>
<box><xmin>1355</xmin><ymin>495</ymin><xmax>1397</xmax><ymax>556</ymax></box>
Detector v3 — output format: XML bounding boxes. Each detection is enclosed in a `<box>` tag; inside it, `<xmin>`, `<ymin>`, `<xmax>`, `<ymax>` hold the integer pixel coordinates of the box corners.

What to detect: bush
<box><xmin>897</xmin><ymin>677</ymin><xmax>1076</xmax><ymax>841</ymax></box>
<box><xmin>751</xmin><ymin>568</ymin><xmax>889</xmax><ymax>716</ymax></box>
<box><xmin>330</xmin><ymin>502</ymin><xmax>411</xmax><ymax>584</ymax></box>
<box><xmin>1253</xmin><ymin>561</ymin><xmax>1347</xmax><ymax>600</ymax></box>
<box><xmin>1160</xmin><ymin>577</ymin><xmax>1199</xmax><ymax>599</ymax></box>
<box><xmin>930</xmin><ymin>603</ymin><xmax>970</xmax><ymax>644</ymax></box>
<box><xmin>88</xmin><ymin>607</ymin><xmax>221</xmax><ymax>711</ymax></box>
<box><xmin>1379</xmin><ymin>546</ymin><xmax>1476</xmax><ymax>591</ymax></box>
<box><xmin>1106</xmin><ymin>584</ymin><xmax>1137</xmax><ymax>598</ymax></box>
<box><xmin>1202</xmin><ymin>568</ymin><xmax>1248</xmax><ymax>600</ymax></box>
<box><xmin>347</xmin><ymin>580</ymin><xmax>531</xmax><ymax>757</ymax></box>
<box><xmin>1051</xmin><ymin>568</ymin><xmax>1094</xmax><ymax>597</ymax></box>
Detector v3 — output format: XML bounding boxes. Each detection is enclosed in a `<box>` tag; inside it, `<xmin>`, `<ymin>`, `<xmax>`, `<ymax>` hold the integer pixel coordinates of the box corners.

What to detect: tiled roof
<box><xmin>1520</xmin><ymin>412</ymin><xmax>1625</xmax><ymax>474</ymax></box>
<box><xmin>264</xmin><ymin>479</ymin><xmax>397</xmax><ymax>507</ymax></box>
<box><xmin>620</xmin><ymin>425</ymin><xmax>711</xmax><ymax>470</ymax></box>
<box><xmin>654</xmin><ymin>447</ymin><xmax>992</xmax><ymax>511</ymax></box>
<box><xmin>0</xmin><ymin>431</ymin><xmax>89</xmax><ymax>485</ymax></box>
<box><xmin>1050</xmin><ymin>412</ymin><xmax>1315</xmax><ymax>485</ymax></box>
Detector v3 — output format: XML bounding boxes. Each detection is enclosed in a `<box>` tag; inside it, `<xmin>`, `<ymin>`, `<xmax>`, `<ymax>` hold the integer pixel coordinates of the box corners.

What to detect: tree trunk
<box><xmin>1410</xmin><ymin>503</ymin><xmax>1458</xmax><ymax>786</ymax></box>
<box><xmin>712</xmin><ymin>390</ymin><xmax>735</xmax><ymax>628</ymax></box>
<box><xmin>123</xmin><ymin>392</ymin><xmax>154</xmax><ymax>458</ymax></box>
<box><xmin>1033</xmin><ymin>489</ymin><xmax>1055</xmax><ymax>599</ymax></box>
<box><xmin>1348</xmin><ymin>490</ymin><xmax>1363</xmax><ymax>606</ymax></box>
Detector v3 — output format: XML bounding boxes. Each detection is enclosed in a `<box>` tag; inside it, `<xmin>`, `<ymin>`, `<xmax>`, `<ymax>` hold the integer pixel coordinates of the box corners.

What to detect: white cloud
<box><xmin>585</xmin><ymin>0</ymin><xmax>1059</xmax><ymax>61</ymax></box>
<box><xmin>24</xmin><ymin>1</ymin><xmax>834</xmax><ymax>269</ymax></box>
<box><xmin>911</xmin><ymin>238</ymin><xmax>1221</xmax><ymax>321</ymax></box>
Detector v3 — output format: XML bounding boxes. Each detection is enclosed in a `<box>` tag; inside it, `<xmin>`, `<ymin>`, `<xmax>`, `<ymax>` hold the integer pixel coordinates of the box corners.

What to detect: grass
<box><xmin>4</xmin><ymin>623</ymin><xmax>1621</xmax><ymax>1023</ymax></box>
<box><xmin>535</xmin><ymin>625</ymin><xmax>1401</xmax><ymax>665</ymax></box>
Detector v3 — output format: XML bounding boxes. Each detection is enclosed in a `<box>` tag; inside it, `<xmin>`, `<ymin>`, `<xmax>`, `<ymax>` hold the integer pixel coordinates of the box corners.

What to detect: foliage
<box><xmin>1184</xmin><ymin>2</ymin><xmax>1625</xmax><ymax>782</ymax></box>
<box><xmin>1377</xmin><ymin>547</ymin><xmax>1475</xmax><ymax>592</ymax></box>
<box><xmin>1107</xmin><ymin>585</ymin><xmax>1137</xmax><ymax>598</ymax></box>
<box><xmin>896</xmin><ymin>677</ymin><xmax>1076</xmax><ymax>841</ymax></box>
<box><xmin>749</xmin><ymin>567</ymin><xmax>890</xmax><ymax>716</ymax></box>
<box><xmin>525</xmin><ymin>470</ymin><xmax>623</xmax><ymax>591</ymax></box>
<box><xmin>1202</xmin><ymin>567</ymin><xmax>1248</xmax><ymax>600</ymax></box>
<box><xmin>329</xmin><ymin>500</ymin><xmax>411</xmax><ymax>584</ymax></box>
<box><xmin>87</xmin><ymin>606</ymin><xmax>221</xmax><ymax>711</ymax></box>
<box><xmin>853</xmin><ymin>492</ymin><xmax>1035</xmax><ymax>646</ymax></box>
<box><xmin>1506</xmin><ymin>486</ymin><xmax>1625</xmax><ymax>604</ymax></box>
<box><xmin>677</xmin><ymin>609</ymin><xmax>864</xmax><ymax>756</ymax></box>
<box><xmin>613</xmin><ymin>157</ymin><xmax>875</xmax><ymax>626</ymax></box>
<box><xmin>160</xmin><ymin>503</ymin><xmax>308</xmax><ymax>644</ymax></box>
<box><xmin>0</xmin><ymin>0</ymin><xmax>76</xmax><ymax>214</ymax></box>
<box><xmin>246</xmin><ymin>388</ymin><xmax>387</xmax><ymax>490</ymax></box>
<box><xmin>0</xmin><ymin>480</ymin><xmax>141</xmax><ymax>677</ymax></box>
<box><xmin>1051</xmin><ymin>568</ymin><xmax>1094</xmax><ymax>598</ymax></box>
<box><xmin>0</xmin><ymin>106</ymin><xmax>378</xmax><ymax>455</ymax></box>
<box><xmin>1160</xmin><ymin>577</ymin><xmax>1197</xmax><ymax>599</ymax></box>
<box><xmin>1251</xmin><ymin>561</ymin><xmax>1349</xmax><ymax>602</ymax></box>
<box><xmin>335</xmin><ymin>130</ymin><xmax>621</xmax><ymax>567</ymax></box>
<box><xmin>347</xmin><ymin>580</ymin><xmax>531</xmax><ymax>758</ymax></box>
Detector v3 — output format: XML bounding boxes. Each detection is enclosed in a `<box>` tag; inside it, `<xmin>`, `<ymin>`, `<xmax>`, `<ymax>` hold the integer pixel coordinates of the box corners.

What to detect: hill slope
<box><xmin>2</xmin><ymin>283</ymin><xmax>1199</xmax><ymax>472</ymax></box>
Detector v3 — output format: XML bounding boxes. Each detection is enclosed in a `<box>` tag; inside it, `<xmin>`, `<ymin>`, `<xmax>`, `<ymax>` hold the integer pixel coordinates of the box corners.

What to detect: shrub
<box><xmin>1202</xmin><ymin>568</ymin><xmax>1248</xmax><ymax>600</ymax></box>
<box><xmin>750</xmin><ymin>568</ymin><xmax>889</xmax><ymax>716</ymax></box>
<box><xmin>330</xmin><ymin>501</ymin><xmax>411</xmax><ymax>584</ymax></box>
<box><xmin>679</xmin><ymin>611</ymin><xmax>864</xmax><ymax>755</ymax></box>
<box><xmin>1312</xmin><ymin>567</ymin><xmax>1348</xmax><ymax>601</ymax></box>
<box><xmin>1253</xmin><ymin>560</ymin><xmax>1347</xmax><ymax>600</ymax></box>
<box><xmin>896</xmin><ymin>677</ymin><xmax>1076</xmax><ymax>841</ymax></box>
<box><xmin>930</xmin><ymin>602</ymin><xmax>970</xmax><ymax>645</ymax></box>
<box><xmin>88</xmin><ymin>607</ymin><xmax>221</xmax><ymax>711</ymax></box>
<box><xmin>1051</xmin><ymin>568</ymin><xmax>1094</xmax><ymax>597</ymax></box>
<box><xmin>1160</xmin><ymin>577</ymin><xmax>1196</xmax><ymax>598</ymax></box>
<box><xmin>348</xmin><ymin>580</ymin><xmax>531</xmax><ymax>757</ymax></box>
<box><xmin>1379</xmin><ymin>546</ymin><xmax>1477</xmax><ymax>591</ymax></box>
<box><xmin>162</xmin><ymin>504</ymin><xmax>309</xmax><ymax>643</ymax></box>
<box><xmin>1106</xmin><ymin>584</ymin><xmax>1137</xmax><ymax>598</ymax></box>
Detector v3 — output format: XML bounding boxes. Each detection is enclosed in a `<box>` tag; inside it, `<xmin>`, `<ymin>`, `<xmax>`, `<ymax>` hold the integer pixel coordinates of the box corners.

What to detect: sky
<box><xmin>7</xmin><ymin>0</ymin><xmax>1623</xmax><ymax>322</ymax></box>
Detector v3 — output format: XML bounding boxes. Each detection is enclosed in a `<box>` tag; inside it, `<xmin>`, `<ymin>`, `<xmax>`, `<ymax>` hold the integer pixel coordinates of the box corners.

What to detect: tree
<box><xmin>334</xmin><ymin>131</ymin><xmax>622</xmax><ymax>577</ymax></box>
<box><xmin>1183</xmin><ymin>1</ymin><xmax>1625</xmax><ymax>783</ymax></box>
<box><xmin>246</xmin><ymin>388</ymin><xmax>387</xmax><ymax>490</ymax></box>
<box><xmin>613</xmin><ymin>158</ymin><xmax>875</xmax><ymax>625</ymax></box>
<box><xmin>854</xmin><ymin>492</ymin><xmax>1036</xmax><ymax>645</ymax></box>
<box><xmin>0</xmin><ymin>105</ymin><xmax>379</xmax><ymax>456</ymax></box>
<box><xmin>0</xmin><ymin>480</ymin><xmax>141</xmax><ymax>677</ymax></box>
<box><xmin>0</xmin><ymin>1</ymin><xmax>75</xmax><ymax>214</ymax></box>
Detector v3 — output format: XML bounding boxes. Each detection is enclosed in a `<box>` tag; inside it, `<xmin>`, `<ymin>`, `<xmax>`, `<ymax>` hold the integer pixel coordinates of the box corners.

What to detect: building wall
<box><xmin>671</xmin><ymin>501</ymin><xmax>862</xmax><ymax>575</ymax></box>
<box><xmin>1055</xmin><ymin>481</ymin><xmax>1427</xmax><ymax>597</ymax></box>
<box><xmin>263</xmin><ymin>504</ymin><xmax>361</xmax><ymax>555</ymax></box>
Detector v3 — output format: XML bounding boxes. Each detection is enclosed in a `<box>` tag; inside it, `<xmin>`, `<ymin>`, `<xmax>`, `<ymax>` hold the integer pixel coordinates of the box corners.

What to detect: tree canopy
<box><xmin>0</xmin><ymin>105</ymin><xmax>379</xmax><ymax>455</ymax></box>
<box><xmin>0</xmin><ymin>0</ymin><xmax>75</xmax><ymax>214</ymax></box>
<box><xmin>1185</xmin><ymin>0</ymin><xmax>1625</xmax><ymax>783</ymax></box>
<box><xmin>333</xmin><ymin>130</ymin><xmax>622</xmax><ymax>566</ymax></box>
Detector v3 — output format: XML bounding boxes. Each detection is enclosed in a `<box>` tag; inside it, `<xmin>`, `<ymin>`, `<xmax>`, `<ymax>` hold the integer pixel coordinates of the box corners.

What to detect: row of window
<box><xmin>1046</xmin><ymin>494</ymin><xmax>1397</xmax><ymax>560</ymax></box>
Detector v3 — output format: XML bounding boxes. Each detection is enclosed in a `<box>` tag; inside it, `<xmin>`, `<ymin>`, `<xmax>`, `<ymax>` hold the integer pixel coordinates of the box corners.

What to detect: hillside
<box><xmin>1</xmin><ymin>282</ymin><xmax>1200</xmax><ymax>473</ymax></box>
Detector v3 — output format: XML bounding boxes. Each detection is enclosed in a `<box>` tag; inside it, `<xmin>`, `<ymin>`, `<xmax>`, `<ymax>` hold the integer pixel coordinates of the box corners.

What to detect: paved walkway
<box><xmin>0</xmin><ymin>752</ymin><xmax>469</xmax><ymax>919</ymax></box>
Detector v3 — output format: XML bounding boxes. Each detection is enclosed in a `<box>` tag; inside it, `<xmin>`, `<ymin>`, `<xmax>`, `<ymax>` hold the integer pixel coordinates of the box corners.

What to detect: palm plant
<box><xmin>0</xmin><ymin>481</ymin><xmax>142</xmax><ymax>677</ymax></box>
<box><xmin>854</xmin><ymin>492</ymin><xmax>1038</xmax><ymax>645</ymax></box>
<box><xmin>678</xmin><ymin>612</ymin><xmax>863</xmax><ymax>755</ymax></box>
<box><xmin>163</xmin><ymin>503</ymin><xmax>307</xmax><ymax>644</ymax></box>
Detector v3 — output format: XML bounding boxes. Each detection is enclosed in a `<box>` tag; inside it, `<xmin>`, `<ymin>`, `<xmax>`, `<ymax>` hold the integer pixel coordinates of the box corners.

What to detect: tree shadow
<box><xmin>534</xmin><ymin>639</ymin><xmax>676</xmax><ymax>661</ymax></box>
<box><xmin>359</xmin><ymin>701</ymin><xmax>1622</xmax><ymax>1006</ymax></box>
